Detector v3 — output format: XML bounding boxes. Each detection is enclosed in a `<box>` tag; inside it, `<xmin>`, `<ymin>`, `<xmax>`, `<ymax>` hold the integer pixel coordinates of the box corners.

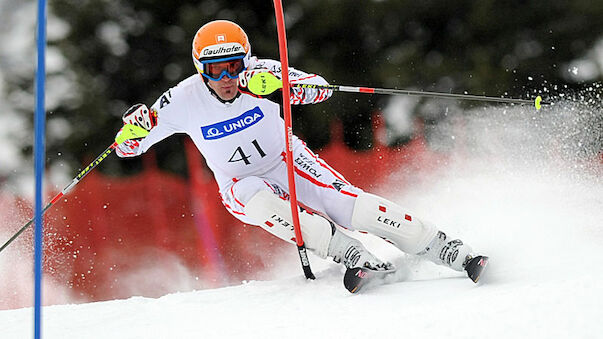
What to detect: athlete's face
<box><xmin>207</xmin><ymin>76</ymin><xmax>239</xmax><ymax>101</ymax></box>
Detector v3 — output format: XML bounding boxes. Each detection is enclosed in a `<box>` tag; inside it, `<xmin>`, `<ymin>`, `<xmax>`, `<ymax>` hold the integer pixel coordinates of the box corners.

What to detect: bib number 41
<box><xmin>228</xmin><ymin>139</ymin><xmax>266</xmax><ymax>165</ymax></box>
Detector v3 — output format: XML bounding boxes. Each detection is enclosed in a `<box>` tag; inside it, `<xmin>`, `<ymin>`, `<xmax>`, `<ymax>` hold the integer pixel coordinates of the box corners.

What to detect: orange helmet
<box><xmin>192</xmin><ymin>20</ymin><xmax>251</xmax><ymax>80</ymax></box>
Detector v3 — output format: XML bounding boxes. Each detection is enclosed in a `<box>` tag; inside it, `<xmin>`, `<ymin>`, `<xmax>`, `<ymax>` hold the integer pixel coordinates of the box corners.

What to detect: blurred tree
<box><xmin>47</xmin><ymin>0</ymin><xmax>603</xmax><ymax>177</ymax></box>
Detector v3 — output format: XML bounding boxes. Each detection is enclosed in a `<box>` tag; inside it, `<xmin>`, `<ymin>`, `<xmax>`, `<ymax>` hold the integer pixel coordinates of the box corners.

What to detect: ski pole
<box><xmin>0</xmin><ymin>124</ymin><xmax>149</xmax><ymax>254</ymax></box>
<box><xmin>248</xmin><ymin>72</ymin><xmax>549</xmax><ymax>110</ymax></box>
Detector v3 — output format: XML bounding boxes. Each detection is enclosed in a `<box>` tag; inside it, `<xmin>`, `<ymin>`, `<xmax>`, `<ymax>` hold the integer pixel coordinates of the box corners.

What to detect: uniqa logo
<box><xmin>205</xmin><ymin>128</ymin><xmax>223</xmax><ymax>138</ymax></box>
<box><xmin>201</xmin><ymin>106</ymin><xmax>265</xmax><ymax>140</ymax></box>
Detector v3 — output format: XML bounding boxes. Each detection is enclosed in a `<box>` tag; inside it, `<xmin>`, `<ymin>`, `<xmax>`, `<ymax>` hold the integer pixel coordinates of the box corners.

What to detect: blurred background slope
<box><xmin>0</xmin><ymin>0</ymin><xmax>601</xmax><ymax>308</ymax></box>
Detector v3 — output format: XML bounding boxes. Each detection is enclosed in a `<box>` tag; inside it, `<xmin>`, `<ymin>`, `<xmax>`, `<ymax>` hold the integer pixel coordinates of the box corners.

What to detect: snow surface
<box><xmin>1</xmin><ymin>102</ymin><xmax>601</xmax><ymax>338</ymax></box>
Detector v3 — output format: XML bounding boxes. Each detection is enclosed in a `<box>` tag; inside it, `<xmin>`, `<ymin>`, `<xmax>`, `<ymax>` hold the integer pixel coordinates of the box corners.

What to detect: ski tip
<box><xmin>343</xmin><ymin>266</ymin><xmax>397</xmax><ymax>293</ymax></box>
<box><xmin>465</xmin><ymin>255</ymin><xmax>489</xmax><ymax>283</ymax></box>
<box><xmin>343</xmin><ymin>267</ymin><xmax>366</xmax><ymax>293</ymax></box>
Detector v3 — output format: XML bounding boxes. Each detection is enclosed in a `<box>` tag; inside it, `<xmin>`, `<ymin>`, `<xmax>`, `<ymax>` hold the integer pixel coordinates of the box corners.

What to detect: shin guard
<box><xmin>350</xmin><ymin>192</ymin><xmax>438</xmax><ymax>254</ymax></box>
<box><xmin>244</xmin><ymin>190</ymin><xmax>334</xmax><ymax>258</ymax></box>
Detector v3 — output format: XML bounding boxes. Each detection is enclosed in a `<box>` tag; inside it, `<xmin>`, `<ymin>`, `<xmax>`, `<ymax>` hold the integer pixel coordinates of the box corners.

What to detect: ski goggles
<box><xmin>200</xmin><ymin>55</ymin><xmax>246</xmax><ymax>81</ymax></box>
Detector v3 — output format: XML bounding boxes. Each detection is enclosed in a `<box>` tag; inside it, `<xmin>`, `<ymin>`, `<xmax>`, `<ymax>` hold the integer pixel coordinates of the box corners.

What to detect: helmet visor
<box><xmin>201</xmin><ymin>56</ymin><xmax>245</xmax><ymax>81</ymax></box>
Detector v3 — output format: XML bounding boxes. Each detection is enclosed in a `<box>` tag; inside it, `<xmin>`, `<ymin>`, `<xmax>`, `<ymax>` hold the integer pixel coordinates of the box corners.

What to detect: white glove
<box><xmin>121</xmin><ymin>103</ymin><xmax>157</xmax><ymax>130</ymax></box>
<box><xmin>289</xmin><ymin>81</ymin><xmax>333</xmax><ymax>105</ymax></box>
<box><xmin>115</xmin><ymin>137</ymin><xmax>141</xmax><ymax>158</ymax></box>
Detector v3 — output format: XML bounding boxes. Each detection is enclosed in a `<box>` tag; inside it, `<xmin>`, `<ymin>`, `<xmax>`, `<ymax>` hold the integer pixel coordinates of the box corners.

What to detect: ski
<box><xmin>343</xmin><ymin>267</ymin><xmax>398</xmax><ymax>293</ymax></box>
<box><xmin>344</xmin><ymin>255</ymin><xmax>489</xmax><ymax>293</ymax></box>
<box><xmin>464</xmin><ymin>255</ymin><xmax>489</xmax><ymax>283</ymax></box>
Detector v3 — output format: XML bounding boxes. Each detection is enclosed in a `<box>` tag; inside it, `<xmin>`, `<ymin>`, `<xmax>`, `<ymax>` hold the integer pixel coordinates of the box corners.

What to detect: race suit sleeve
<box><xmin>250</xmin><ymin>57</ymin><xmax>333</xmax><ymax>105</ymax></box>
<box><xmin>134</xmin><ymin>91</ymin><xmax>185</xmax><ymax>156</ymax></box>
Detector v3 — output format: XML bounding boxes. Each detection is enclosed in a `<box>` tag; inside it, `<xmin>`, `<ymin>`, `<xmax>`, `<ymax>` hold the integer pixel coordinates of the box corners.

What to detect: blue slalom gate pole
<box><xmin>34</xmin><ymin>0</ymin><xmax>47</xmax><ymax>337</ymax></box>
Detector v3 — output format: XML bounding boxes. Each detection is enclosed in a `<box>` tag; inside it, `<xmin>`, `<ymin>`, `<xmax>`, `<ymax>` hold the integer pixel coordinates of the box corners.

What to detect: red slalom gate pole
<box><xmin>273</xmin><ymin>0</ymin><xmax>315</xmax><ymax>280</ymax></box>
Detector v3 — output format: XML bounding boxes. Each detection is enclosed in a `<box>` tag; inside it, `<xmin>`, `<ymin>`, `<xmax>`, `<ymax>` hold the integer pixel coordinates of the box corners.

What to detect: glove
<box><xmin>115</xmin><ymin>103</ymin><xmax>155</xmax><ymax>158</ymax></box>
<box><xmin>115</xmin><ymin>137</ymin><xmax>141</xmax><ymax>158</ymax></box>
<box><xmin>289</xmin><ymin>81</ymin><xmax>333</xmax><ymax>105</ymax></box>
<box><xmin>122</xmin><ymin>103</ymin><xmax>157</xmax><ymax>130</ymax></box>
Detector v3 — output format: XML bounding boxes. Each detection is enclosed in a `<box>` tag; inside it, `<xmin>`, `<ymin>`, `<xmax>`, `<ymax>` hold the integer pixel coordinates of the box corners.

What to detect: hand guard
<box><xmin>116</xmin><ymin>103</ymin><xmax>155</xmax><ymax>158</ymax></box>
<box><xmin>238</xmin><ymin>69</ymin><xmax>276</xmax><ymax>98</ymax></box>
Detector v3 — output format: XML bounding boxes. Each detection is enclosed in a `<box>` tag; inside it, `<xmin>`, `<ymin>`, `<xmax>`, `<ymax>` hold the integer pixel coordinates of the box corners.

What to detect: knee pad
<box><xmin>230</xmin><ymin>176</ymin><xmax>274</xmax><ymax>206</ymax></box>
<box><xmin>350</xmin><ymin>192</ymin><xmax>438</xmax><ymax>254</ymax></box>
<box><xmin>243</xmin><ymin>190</ymin><xmax>334</xmax><ymax>258</ymax></box>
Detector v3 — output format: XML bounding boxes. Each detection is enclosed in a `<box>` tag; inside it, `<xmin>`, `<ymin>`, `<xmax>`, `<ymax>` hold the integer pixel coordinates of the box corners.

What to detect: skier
<box><xmin>115</xmin><ymin>20</ymin><xmax>487</xmax><ymax>288</ymax></box>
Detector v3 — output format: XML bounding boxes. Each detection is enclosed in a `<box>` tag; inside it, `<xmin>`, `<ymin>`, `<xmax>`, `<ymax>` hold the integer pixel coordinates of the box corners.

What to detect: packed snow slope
<box><xmin>1</xmin><ymin>101</ymin><xmax>602</xmax><ymax>339</ymax></box>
